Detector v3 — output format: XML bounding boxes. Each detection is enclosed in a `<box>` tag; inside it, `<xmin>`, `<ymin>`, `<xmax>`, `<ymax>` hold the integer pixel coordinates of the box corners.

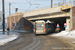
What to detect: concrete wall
<box><xmin>28</xmin><ymin>13</ymin><xmax>70</xmax><ymax>20</ymax></box>
<box><xmin>15</xmin><ymin>17</ymin><xmax>34</xmax><ymax>31</ymax></box>
<box><xmin>23</xmin><ymin>7</ymin><xmax>61</xmax><ymax>17</ymax></box>
<box><xmin>65</xmin><ymin>17</ymin><xmax>70</xmax><ymax>31</ymax></box>
<box><xmin>72</xmin><ymin>6</ymin><xmax>75</xmax><ymax>30</ymax></box>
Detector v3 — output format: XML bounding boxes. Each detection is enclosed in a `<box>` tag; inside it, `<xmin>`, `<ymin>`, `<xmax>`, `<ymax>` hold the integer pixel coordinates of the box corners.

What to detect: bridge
<box><xmin>22</xmin><ymin>2</ymin><xmax>75</xmax><ymax>31</ymax></box>
<box><xmin>7</xmin><ymin>2</ymin><xmax>75</xmax><ymax>31</ymax></box>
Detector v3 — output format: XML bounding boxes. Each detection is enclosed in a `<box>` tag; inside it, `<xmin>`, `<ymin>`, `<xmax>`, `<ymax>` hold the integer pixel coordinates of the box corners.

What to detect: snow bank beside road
<box><xmin>0</xmin><ymin>35</ymin><xmax>18</xmax><ymax>45</ymax></box>
<box><xmin>0</xmin><ymin>32</ymin><xmax>19</xmax><ymax>45</ymax></box>
<box><xmin>0</xmin><ymin>29</ymin><xmax>30</xmax><ymax>45</ymax></box>
<box><xmin>52</xmin><ymin>30</ymin><xmax>75</xmax><ymax>47</ymax></box>
<box><xmin>52</xmin><ymin>30</ymin><xmax>75</xmax><ymax>38</ymax></box>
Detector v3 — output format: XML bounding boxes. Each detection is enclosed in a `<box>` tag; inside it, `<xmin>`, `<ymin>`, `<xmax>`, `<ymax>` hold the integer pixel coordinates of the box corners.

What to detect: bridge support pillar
<box><xmin>65</xmin><ymin>17</ymin><xmax>70</xmax><ymax>31</ymax></box>
<box><xmin>70</xmin><ymin>6</ymin><xmax>75</xmax><ymax>30</ymax></box>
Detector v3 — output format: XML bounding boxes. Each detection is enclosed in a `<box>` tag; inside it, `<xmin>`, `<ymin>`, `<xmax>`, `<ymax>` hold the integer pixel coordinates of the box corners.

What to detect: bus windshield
<box><xmin>36</xmin><ymin>22</ymin><xmax>45</xmax><ymax>30</ymax></box>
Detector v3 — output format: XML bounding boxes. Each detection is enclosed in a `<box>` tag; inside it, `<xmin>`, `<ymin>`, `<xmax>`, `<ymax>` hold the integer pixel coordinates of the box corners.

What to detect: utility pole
<box><xmin>9</xmin><ymin>3</ymin><xmax>11</xmax><ymax>15</ymax></box>
<box><xmin>69</xmin><ymin>0</ymin><xmax>72</xmax><ymax>6</ymax></box>
<box><xmin>58</xmin><ymin>0</ymin><xmax>60</xmax><ymax>6</ymax></box>
<box><xmin>2</xmin><ymin>0</ymin><xmax>5</xmax><ymax>34</ymax></box>
<box><xmin>69</xmin><ymin>0</ymin><xmax>71</xmax><ymax>2</ymax></box>
<box><xmin>63</xmin><ymin>0</ymin><xmax>66</xmax><ymax>4</ymax></box>
<box><xmin>69</xmin><ymin>0</ymin><xmax>71</xmax><ymax>6</ymax></box>
<box><xmin>51</xmin><ymin>0</ymin><xmax>53</xmax><ymax>8</ymax></box>
<box><xmin>9</xmin><ymin>3</ymin><xmax>11</xmax><ymax>30</ymax></box>
<box><xmin>73</xmin><ymin>0</ymin><xmax>75</xmax><ymax>5</ymax></box>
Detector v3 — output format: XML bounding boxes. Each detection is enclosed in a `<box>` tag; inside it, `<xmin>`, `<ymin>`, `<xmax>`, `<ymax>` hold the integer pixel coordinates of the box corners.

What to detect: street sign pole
<box><xmin>2</xmin><ymin>0</ymin><xmax>5</xmax><ymax>34</ymax></box>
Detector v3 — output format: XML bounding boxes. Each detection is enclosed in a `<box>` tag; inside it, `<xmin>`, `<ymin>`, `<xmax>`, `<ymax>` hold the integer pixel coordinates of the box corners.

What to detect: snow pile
<box><xmin>52</xmin><ymin>30</ymin><xmax>75</xmax><ymax>38</ymax></box>
<box><xmin>0</xmin><ymin>32</ymin><xmax>19</xmax><ymax>45</ymax></box>
<box><xmin>0</xmin><ymin>34</ymin><xmax>18</xmax><ymax>45</ymax></box>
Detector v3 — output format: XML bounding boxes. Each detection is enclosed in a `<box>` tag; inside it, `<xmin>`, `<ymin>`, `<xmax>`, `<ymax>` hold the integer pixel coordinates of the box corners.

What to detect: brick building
<box><xmin>7</xmin><ymin>13</ymin><xmax>34</xmax><ymax>31</ymax></box>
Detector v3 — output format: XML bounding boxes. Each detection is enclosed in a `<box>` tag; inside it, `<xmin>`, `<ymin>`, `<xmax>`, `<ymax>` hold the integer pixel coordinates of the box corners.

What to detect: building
<box><xmin>7</xmin><ymin>13</ymin><xmax>34</xmax><ymax>31</ymax></box>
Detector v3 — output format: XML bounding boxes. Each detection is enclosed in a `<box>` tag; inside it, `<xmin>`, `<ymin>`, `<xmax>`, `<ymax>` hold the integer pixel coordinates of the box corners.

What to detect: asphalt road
<box><xmin>0</xmin><ymin>32</ymin><xmax>74</xmax><ymax>50</ymax></box>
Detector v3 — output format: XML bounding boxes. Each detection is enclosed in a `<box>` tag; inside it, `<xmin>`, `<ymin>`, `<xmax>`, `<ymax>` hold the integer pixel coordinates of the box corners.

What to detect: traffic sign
<box><xmin>56</xmin><ymin>24</ymin><xmax>60</xmax><ymax>28</ymax></box>
<box><xmin>64</xmin><ymin>23</ymin><xmax>66</xmax><ymax>25</ymax></box>
<box><xmin>64</xmin><ymin>23</ymin><xmax>67</xmax><ymax>27</ymax></box>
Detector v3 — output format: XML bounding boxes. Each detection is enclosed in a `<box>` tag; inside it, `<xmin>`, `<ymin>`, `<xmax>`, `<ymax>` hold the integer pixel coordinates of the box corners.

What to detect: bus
<box><xmin>34</xmin><ymin>20</ymin><xmax>56</xmax><ymax>35</ymax></box>
<box><xmin>34</xmin><ymin>20</ymin><xmax>46</xmax><ymax>35</ymax></box>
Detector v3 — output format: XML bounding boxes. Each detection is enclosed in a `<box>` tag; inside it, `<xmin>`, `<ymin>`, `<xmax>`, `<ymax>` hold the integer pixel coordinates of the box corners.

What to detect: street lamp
<box><xmin>9</xmin><ymin>2</ymin><xmax>15</xmax><ymax>30</ymax></box>
<box><xmin>15</xmin><ymin>8</ymin><xmax>20</xmax><ymax>30</ymax></box>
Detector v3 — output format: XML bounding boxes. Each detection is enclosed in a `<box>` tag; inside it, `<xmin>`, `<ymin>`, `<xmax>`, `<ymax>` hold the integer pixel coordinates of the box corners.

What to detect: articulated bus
<box><xmin>34</xmin><ymin>20</ymin><xmax>56</xmax><ymax>35</ymax></box>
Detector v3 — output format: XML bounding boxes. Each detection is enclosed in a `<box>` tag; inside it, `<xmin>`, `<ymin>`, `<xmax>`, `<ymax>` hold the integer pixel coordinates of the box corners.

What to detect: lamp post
<box><xmin>2</xmin><ymin>0</ymin><xmax>5</xmax><ymax>34</ymax></box>
<box><xmin>73</xmin><ymin>0</ymin><xmax>75</xmax><ymax>5</ymax></box>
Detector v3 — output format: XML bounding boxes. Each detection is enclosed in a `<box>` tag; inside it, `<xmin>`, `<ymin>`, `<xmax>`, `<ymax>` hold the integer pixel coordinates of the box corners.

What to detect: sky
<box><xmin>0</xmin><ymin>0</ymin><xmax>74</xmax><ymax>18</ymax></box>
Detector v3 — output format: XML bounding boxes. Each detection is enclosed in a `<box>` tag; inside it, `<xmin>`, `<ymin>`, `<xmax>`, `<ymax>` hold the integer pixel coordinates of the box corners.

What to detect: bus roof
<box><xmin>35</xmin><ymin>20</ymin><xmax>45</xmax><ymax>22</ymax></box>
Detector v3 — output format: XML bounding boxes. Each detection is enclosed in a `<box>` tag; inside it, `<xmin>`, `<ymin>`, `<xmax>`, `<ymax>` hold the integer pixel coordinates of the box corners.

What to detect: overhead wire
<box><xmin>26</xmin><ymin>0</ymin><xmax>31</xmax><ymax>5</ymax></box>
<box><xmin>25</xmin><ymin>0</ymin><xmax>32</xmax><ymax>12</ymax></box>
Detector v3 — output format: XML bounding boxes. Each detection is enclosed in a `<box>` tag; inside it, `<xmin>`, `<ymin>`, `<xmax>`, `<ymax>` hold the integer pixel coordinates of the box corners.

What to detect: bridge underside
<box><xmin>30</xmin><ymin>17</ymin><xmax>69</xmax><ymax>31</ymax></box>
<box><xmin>30</xmin><ymin>17</ymin><xmax>66</xmax><ymax>21</ymax></box>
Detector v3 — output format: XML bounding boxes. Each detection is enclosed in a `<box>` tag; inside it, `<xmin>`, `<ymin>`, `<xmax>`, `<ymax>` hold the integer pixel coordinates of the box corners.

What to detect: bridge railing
<box><xmin>20</xmin><ymin>1</ymin><xmax>75</xmax><ymax>13</ymax></box>
<box><xmin>61</xmin><ymin>2</ymin><xmax>75</xmax><ymax>10</ymax></box>
<box><xmin>23</xmin><ymin>3</ymin><xmax>60</xmax><ymax>13</ymax></box>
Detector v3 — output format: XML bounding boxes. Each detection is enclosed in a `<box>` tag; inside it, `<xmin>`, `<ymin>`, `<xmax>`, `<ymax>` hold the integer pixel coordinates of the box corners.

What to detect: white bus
<box><xmin>34</xmin><ymin>20</ymin><xmax>56</xmax><ymax>35</ymax></box>
<box><xmin>34</xmin><ymin>20</ymin><xmax>46</xmax><ymax>35</ymax></box>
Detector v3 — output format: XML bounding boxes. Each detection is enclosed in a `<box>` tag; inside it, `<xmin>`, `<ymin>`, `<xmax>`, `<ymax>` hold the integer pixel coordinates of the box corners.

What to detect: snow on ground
<box><xmin>13</xmin><ymin>30</ymin><xmax>31</xmax><ymax>32</ymax></box>
<box><xmin>0</xmin><ymin>29</ymin><xmax>30</xmax><ymax>45</ymax></box>
<box><xmin>52</xmin><ymin>30</ymin><xmax>75</xmax><ymax>38</ymax></box>
<box><xmin>0</xmin><ymin>31</ymin><xmax>20</xmax><ymax>45</ymax></box>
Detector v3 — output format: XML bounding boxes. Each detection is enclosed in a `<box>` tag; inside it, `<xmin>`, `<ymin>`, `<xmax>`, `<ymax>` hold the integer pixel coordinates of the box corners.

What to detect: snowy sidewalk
<box><xmin>52</xmin><ymin>30</ymin><xmax>75</xmax><ymax>37</ymax></box>
<box><xmin>51</xmin><ymin>30</ymin><xmax>75</xmax><ymax>47</ymax></box>
<box><xmin>0</xmin><ymin>31</ymin><xmax>20</xmax><ymax>45</ymax></box>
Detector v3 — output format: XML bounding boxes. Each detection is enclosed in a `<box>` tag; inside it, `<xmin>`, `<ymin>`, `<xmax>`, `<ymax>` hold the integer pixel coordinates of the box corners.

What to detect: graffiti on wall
<box><xmin>22</xmin><ymin>26</ymin><xmax>30</xmax><ymax>31</ymax></box>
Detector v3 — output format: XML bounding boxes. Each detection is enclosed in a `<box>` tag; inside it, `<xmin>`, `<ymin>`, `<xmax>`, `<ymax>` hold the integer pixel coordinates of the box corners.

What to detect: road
<box><xmin>0</xmin><ymin>32</ymin><xmax>74</xmax><ymax>50</ymax></box>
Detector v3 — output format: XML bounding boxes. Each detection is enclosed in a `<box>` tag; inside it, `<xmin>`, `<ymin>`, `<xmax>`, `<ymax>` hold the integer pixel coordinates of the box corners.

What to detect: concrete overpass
<box><xmin>23</xmin><ymin>6</ymin><xmax>70</xmax><ymax>20</ymax></box>
<box><xmin>23</xmin><ymin>3</ymin><xmax>75</xmax><ymax>31</ymax></box>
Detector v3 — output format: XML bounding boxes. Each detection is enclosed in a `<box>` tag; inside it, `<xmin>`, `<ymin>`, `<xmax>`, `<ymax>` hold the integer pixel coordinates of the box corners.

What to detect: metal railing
<box><xmin>22</xmin><ymin>1</ymin><xmax>75</xmax><ymax>13</ymax></box>
<box><xmin>10</xmin><ymin>1</ymin><xmax>75</xmax><ymax>15</ymax></box>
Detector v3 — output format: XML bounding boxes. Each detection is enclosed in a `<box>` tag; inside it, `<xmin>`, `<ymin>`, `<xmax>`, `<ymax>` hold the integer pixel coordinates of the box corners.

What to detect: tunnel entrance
<box><xmin>44</xmin><ymin>17</ymin><xmax>66</xmax><ymax>32</ymax></box>
<box><xmin>32</xmin><ymin>17</ymin><xmax>69</xmax><ymax>33</ymax></box>
<box><xmin>54</xmin><ymin>20</ymin><xmax>66</xmax><ymax>31</ymax></box>
<box><xmin>49</xmin><ymin>17</ymin><xmax>66</xmax><ymax>31</ymax></box>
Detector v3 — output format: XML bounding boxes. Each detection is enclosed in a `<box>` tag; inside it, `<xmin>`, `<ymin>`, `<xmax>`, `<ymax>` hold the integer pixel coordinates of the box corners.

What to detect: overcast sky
<box><xmin>0</xmin><ymin>0</ymin><xmax>74</xmax><ymax>18</ymax></box>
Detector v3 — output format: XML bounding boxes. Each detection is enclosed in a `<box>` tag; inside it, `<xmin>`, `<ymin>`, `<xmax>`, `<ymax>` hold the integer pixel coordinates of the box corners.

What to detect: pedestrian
<box><xmin>7</xmin><ymin>27</ymin><xmax>10</xmax><ymax>35</ymax></box>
